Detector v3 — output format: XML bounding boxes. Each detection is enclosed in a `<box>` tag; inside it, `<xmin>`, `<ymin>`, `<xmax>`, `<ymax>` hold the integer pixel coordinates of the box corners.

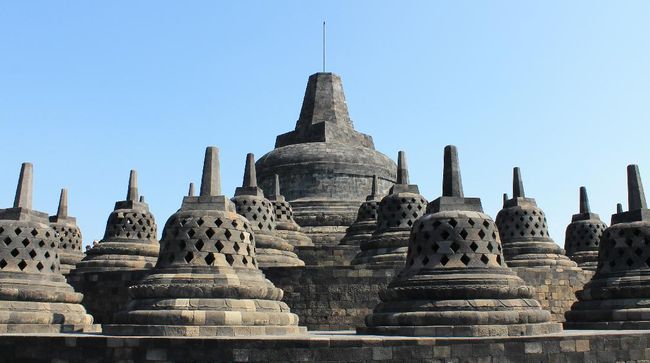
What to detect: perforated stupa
<box><xmin>564</xmin><ymin>186</ymin><xmax>607</xmax><ymax>271</ymax></box>
<box><xmin>73</xmin><ymin>170</ymin><xmax>159</xmax><ymax>273</ymax></box>
<box><xmin>266</xmin><ymin>174</ymin><xmax>313</xmax><ymax>247</ymax></box>
<box><xmin>105</xmin><ymin>147</ymin><xmax>305</xmax><ymax>336</ymax></box>
<box><xmin>495</xmin><ymin>167</ymin><xmax>577</xmax><ymax>268</ymax></box>
<box><xmin>0</xmin><ymin>163</ymin><xmax>96</xmax><ymax>333</ymax></box>
<box><xmin>232</xmin><ymin>154</ymin><xmax>304</xmax><ymax>267</ymax></box>
<box><xmin>49</xmin><ymin>188</ymin><xmax>84</xmax><ymax>275</ymax></box>
<box><xmin>351</xmin><ymin>151</ymin><xmax>427</xmax><ymax>266</ymax></box>
<box><xmin>339</xmin><ymin>175</ymin><xmax>381</xmax><ymax>247</ymax></box>
<box><xmin>360</xmin><ymin>146</ymin><xmax>561</xmax><ymax>336</ymax></box>
<box><xmin>566</xmin><ymin>165</ymin><xmax>650</xmax><ymax>329</ymax></box>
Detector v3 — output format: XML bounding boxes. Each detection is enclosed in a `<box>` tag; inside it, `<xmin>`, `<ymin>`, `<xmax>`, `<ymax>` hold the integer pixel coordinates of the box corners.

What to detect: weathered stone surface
<box><xmin>256</xmin><ymin>73</ymin><xmax>396</xmax><ymax>246</ymax></box>
<box><xmin>105</xmin><ymin>147</ymin><xmax>305</xmax><ymax>336</ymax></box>
<box><xmin>49</xmin><ymin>188</ymin><xmax>84</xmax><ymax>275</ymax></box>
<box><xmin>496</xmin><ymin>167</ymin><xmax>577</xmax><ymax>268</ymax></box>
<box><xmin>267</xmin><ymin>174</ymin><xmax>314</xmax><ymax>247</ymax></box>
<box><xmin>361</xmin><ymin>146</ymin><xmax>561</xmax><ymax>336</ymax></box>
<box><xmin>352</xmin><ymin>151</ymin><xmax>427</xmax><ymax>267</ymax></box>
<box><xmin>232</xmin><ymin>154</ymin><xmax>304</xmax><ymax>267</ymax></box>
<box><xmin>72</xmin><ymin>170</ymin><xmax>159</xmax><ymax>273</ymax></box>
<box><xmin>339</xmin><ymin>175</ymin><xmax>381</xmax><ymax>247</ymax></box>
<box><xmin>564</xmin><ymin>186</ymin><xmax>607</xmax><ymax>271</ymax></box>
<box><xmin>0</xmin><ymin>163</ymin><xmax>96</xmax><ymax>333</ymax></box>
<box><xmin>566</xmin><ymin>165</ymin><xmax>650</xmax><ymax>329</ymax></box>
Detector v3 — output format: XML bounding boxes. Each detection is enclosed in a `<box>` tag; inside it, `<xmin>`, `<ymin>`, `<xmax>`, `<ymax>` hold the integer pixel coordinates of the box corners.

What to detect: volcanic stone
<box><xmin>564</xmin><ymin>186</ymin><xmax>607</xmax><ymax>271</ymax></box>
<box><xmin>266</xmin><ymin>174</ymin><xmax>314</xmax><ymax>247</ymax></box>
<box><xmin>339</xmin><ymin>175</ymin><xmax>381</xmax><ymax>247</ymax></box>
<box><xmin>49</xmin><ymin>188</ymin><xmax>84</xmax><ymax>275</ymax></box>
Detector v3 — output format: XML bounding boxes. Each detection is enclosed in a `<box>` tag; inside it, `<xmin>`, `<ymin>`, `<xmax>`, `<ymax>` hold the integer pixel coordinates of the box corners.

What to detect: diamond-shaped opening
<box><xmin>460</xmin><ymin>254</ymin><xmax>471</xmax><ymax>266</ymax></box>
<box><xmin>197</xmin><ymin>218</ymin><xmax>205</xmax><ymax>226</ymax></box>
<box><xmin>257</xmin><ymin>222</ymin><xmax>263</xmax><ymax>229</ymax></box>
<box><xmin>225</xmin><ymin>254</ymin><xmax>235</xmax><ymax>266</ymax></box>
<box><xmin>14</xmin><ymin>228</ymin><xmax>22</xmax><ymax>235</ymax></box>
<box><xmin>3</xmin><ymin>237</ymin><xmax>11</xmax><ymax>246</ymax></box>
<box><xmin>432</xmin><ymin>243</ymin><xmax>439</xmax><ymax>253</ymax></box>
<box><xmin>407</xmin><ymin>220</ymin><xmax>413</xmax><ymax>226</ymax></box>
<box><xmin>179</xmin><ymin>240</ymin><xmax>186</xmax><ymax>250</ymax></box>
<box><xmin>10</xmin><ymin>248</ymin><xmax>19</xmax><ymax>257</ymax></box>
<box><xmin>215</xmin><ymin>219</ymin><xmax>223</xmax><ymax>227</ymax></box>
<box><xmin>195</xmin><ymin>239</ymin><xmax>204</xmax><ymax>251</ymax></box>
<box><xmin>28</xmin><ymin>249</ymin><xmax>37</xmax><ymax>259</ymax></box>
<box><xmin>18</xmin><ymin>260</ymin><xmax>27</xmax><ymax>270</ymax></box>
<box><xmin>44</xmin><ymin>251</ymin><xmax>50</xmax><ymax>258</ymax></box>
<box><xmin>441</xmin><ymin>231</ymin><xmax>450</xmax><ymax>240</ymax></box>
<box><xmin>478</xmin><ymin>229</ymin><xmax>486</xmax><ymax>239</ymax></box>
<box><xmin>205</xmin><ymin>252</ymin><xmax>215</xmax><ymax>265</ymax></box>
<box><xmin>626</xmin><ymin>238</ymin><xmax>634</xmax><ymax>246</ymax></box>
<box><xmin>416</xmin><ymin>245</ymin><xmax>423</xmax><ymax>254</ymax></box>
<box><xmin>0</xmin><ymin>259</ymin><xmax>6</xmax><ymax>269</ymax></box>
<box><xmin>224</xmin><ymin>229</ymin><xmax>232</xmax><ymax>240</ymax></box>
<box><xmin>234</xmin><ymin>243</ymin><xmax>241</xmax><ymax>252</ymax></box>
<box><xmin>36</xmin><ymin>262</ymin><xmax>44</xmax><ymax>271</ymax></box>
<box><xmin>231</xmin><ymin>220</ymin><xmax>238</xmax><ymax>228</ymax></box>
<box><xmin>242</xmin><ymin>256</ymin><xmax>248</xmax><ymax>265</ymax></box>
<box><xmin>0</xmin><ymin>227</ymin><xmax>3</xmax><ymax>234</ymax></box>
<box><xmin>440</xmin><ymin>255</ymin><xmax>449</xmax><ymax>266</ymax></box>
<box><xmin>481</xmin><ymin>254</ymin><xmax>490</xmax><ymax>264</ymax></box>
<box><xmin>50</xmin><ymin>264</ymin><xmax>56</xmax><ymax>272</ymax></box>
<box><xmin>483</xmin><ymin>220</ymin><xmax>490</xmax><ymax>228</ymax></box>
<box><xmin>239</xmin><ymin>232</ymin><xmax>246</xmax><ymax>241</ymax></box>
<box><xmin>467</xmin><ymin>218</ymin><xmax>475</xmax><ymax>226</ymax></box>
<box><xmin>205</xmin><ymin>228</ymin><xmax>216</xmax><ymax>239</ymax></box>
<box><xmin>216</xmin><ymin>240</ymin><xmax>225</xmax><ymax>252</ymax></box>
<box><xmin>449</xmin><ymin>218</ymin><xmax>457</xmax><ymax>227</ymax></box>
<box><xmin>496</xmin><ymin>255</ymin><xmax>502</xmax><ymax>265</ymax></box>
<box><xmin>531</xmin><ymin>230</ymin><xmax>536</xmax><ymax>236</ymax></box>
<box><xmin>188</xmin><ymin>229</ymin><xmax>196</xmax><ymax>238</ymax></box>
<box><xmin>184</xmin><ymin>251</ymin><xmax>194</xmax><ymax>263</ymax></box>
<box><xmin>451</xmin><ymin>242</ymin><xmax>460</xmax><ymax>253</ymax></box>
<box><xmin>422</xmin><ymin>256</ymin><xmax>430</xmax><ymax>265</ymax></box>
<box><xmin>470</xmin><ymin>242</ymin><xmax>479</xmax><ymax>251</ymax></box>
<box><xmin>487</xmin><ymin>242</ymin><xmax>494</xmax><ymax>252</ymax></box>
<box><xmin>459</xmin><ymin>229</ymin><xmax>468</xmax><ymax>240</ymax></box>
<box><xmin>38</xmin><ymin>240</ymin><xmax>45</xmax><ymax>247</ymax></box>
<box><xmin>627</xmin><ymin>258</ymin><xmax>635</xmax><ymax>267</ymax></box>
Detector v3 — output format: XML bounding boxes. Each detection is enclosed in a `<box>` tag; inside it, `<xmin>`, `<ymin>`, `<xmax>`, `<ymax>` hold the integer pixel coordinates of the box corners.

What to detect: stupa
<box><xmin>232</xmin><ymin>154</ymin><xmax>304</xmax><ymax>267</ymax></box>
<box><xmin>566</xmin><ymin>165</ymin><xmax>650</xmax><ymax>329</ymax></box>
<box><xmin>564</xmin><ymin>186</ymin><xmax>607</xmax><ymax>271</ymax></box>
<box><xmin>339</xmin><ymin>175</ymin><xmax>381</xmax><ymax>247</ymax></box>
<box><xmin>73</xmin><ymin>170</ymin><xmax>159</xmax><ymax>272</ymax></box>
<box><xmin>0</xmin><ymin>163</ymin><xmax>96</xmax><ymax>333</ymax></box>
<box><xmin>360</xmin><ymin>146</ymin><xmax>561</xmax><ymax>336</ymax></box>
<box><xmin>106</xmin><ymin>147</ymin><xmax>305</xmax><ymax>336</ymax></box>
<box><xmin>256</xmin><ymin>72</ymin><xmax>396</xmax><ymax>246</ymax></box>
<box><xmin>495</xmin><ymin>167</ymin><xmax>577</xmax><ymax>267</ymax></box>
<box><xmin>49</xmin><ymin>188</ymin><xmax>84</xmax><ymax>275</ymax></box>
<box><xmin>351</xmin><ymin>151</ymin><xmax>427</xmax><ymax>266</ymax></box>
<box><xmin>266</xmin><ymin>174</ymin><xmax>313</xmax><ymax>247</ymax></box>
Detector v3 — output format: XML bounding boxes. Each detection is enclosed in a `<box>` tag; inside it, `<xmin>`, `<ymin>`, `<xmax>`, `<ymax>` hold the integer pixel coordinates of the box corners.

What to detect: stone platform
<box><xmin>2</xmin><ymin>330</ymin><xmax>650</xmax><ymax>362</ymax></box>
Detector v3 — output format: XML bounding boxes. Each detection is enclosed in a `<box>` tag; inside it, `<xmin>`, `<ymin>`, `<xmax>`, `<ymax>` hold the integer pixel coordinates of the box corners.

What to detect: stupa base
<box><xmin>103</xmin><ymin>324</ymin><xmax>307</xmax><ymax>337</ymax></box>
<box><xmin>564</xmin><ymin>320</ymin><xmax>650</xmax><ymax>330</ymax></box>
<box><xmin>0</xmin><ymin>323</ymin><xmax>101</xmax><ymax>334</ymax></box>
<box><xmin>256</xmin><ymin>248</ymin><xmax>305</xmax><ymax>268</ymax></box>
<box><xmin>358</xmin><ymin>322</ymin><xmax>562</xmax><ymax>337</ymax></box>
<box><xmin>275</xmin><ymin>229</ymin><xmax>314</xmax><ymax>247</ymax></box>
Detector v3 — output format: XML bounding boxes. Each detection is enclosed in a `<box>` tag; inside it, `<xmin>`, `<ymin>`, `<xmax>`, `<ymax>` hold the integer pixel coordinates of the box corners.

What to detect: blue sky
<box><xmin>0</xmin><ymin>1</ymin><xmax>648</xmax><ymax>247</ymax></box>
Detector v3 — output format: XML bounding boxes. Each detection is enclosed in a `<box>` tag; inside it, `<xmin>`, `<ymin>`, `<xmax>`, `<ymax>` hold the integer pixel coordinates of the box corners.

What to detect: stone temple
<box><xmin>255</xmin><ymin>72</ymin><xmax>396</xmax><ymax>246</ymax></box>
<box><xmin>49</xmin><ymin>188</ymin><xmax>85</xmax><ymax>275</ymax></box>
<box><xmin>564</xmin><ymin>186</ymin><xmax>607</xmax><ymax>270</ymax></box>
<box><xmin>338</xmin><ymin>175</ymin><xmax>381</xmax><ymax>247</ymax></box>
<box><xmin>266</xmin><ymin>174</ymin><xmax>314</xmax><ymax>247</ymax></box>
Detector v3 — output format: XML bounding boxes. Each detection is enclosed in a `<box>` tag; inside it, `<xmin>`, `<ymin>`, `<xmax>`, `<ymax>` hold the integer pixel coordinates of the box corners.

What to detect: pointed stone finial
<box><xmin>627</xmin><ymin>164</ymin><xmax>647</xmax><ymax>210</ymax></box>
<box><xmin>503</xmin><ymin>193</ymin><xmax>509</xmax><ymax>207</ymax></box>
<box><xmin>126</xmin><ymin>170</ymin><xmax>138</xmax><ymax>202</ymax></box>
<box><xmin>396</xmin><ymin>151</ymin><xmax>409</xmax><ymax>185</ymax></box>
<box><xmin>200</xmin><ymin>147</ymin><xmax>221</xmax><ymax>197</ymax></box>
<box><xmin>242</xmin><ymin>153</ymin><xmax>258</xmax><ymax>188</ymax></box>
<box><xmin>617</xmin><ymin>203</ymin><xmax>624</xmax><ymax>213</ymax></box>
<box><xmin>139</xmin><ymin>196</ymin><xmax>145</xmax><ymax>203</ymax></box>
<box><xmin>273</xmin><ymin>174</ymin><xmax>281</xmax><ymax>196</ymax></box>
<box><xmin>579</xmin><ymin>186</ymin><xmax>591</xmax><ymax>214</ymax></box>
<box><xmin>56</xmin><ymin>188</ymin><xmax>68</xmax><ymax>218</ymax></box>
<box><xmin>513</xmin><ymin>167</ymin><xmax>525</xmax><ymax>198</ymax></box>
<box><xmin>13</xmin><ymin>162</ymin><xmax>33</xmax><ymax>209</ymax></box>
<box><xmin>188</xmin><ymin>182</ymin><xmax>195</xmax><ymax>197</ymax></box>
<box><xmin>442</xmin><ymin>145</ymin><xmax>463</xmax><ymax>197</ymax></box>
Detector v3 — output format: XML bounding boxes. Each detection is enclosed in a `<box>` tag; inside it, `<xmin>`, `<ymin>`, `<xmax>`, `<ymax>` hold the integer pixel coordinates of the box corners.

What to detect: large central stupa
<box><xmin>256</xmin><ymin>72</ymin><xmax>397</xmax><ymax>246</ymax></box>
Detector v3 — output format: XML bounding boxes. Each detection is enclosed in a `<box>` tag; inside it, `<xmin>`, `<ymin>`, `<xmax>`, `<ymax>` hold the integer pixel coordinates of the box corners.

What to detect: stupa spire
<box><xmin>56</xmin><ymin>188</ymin><xmax>68</xmax><ymax>218</ymax></box>
<box><xmin>627</xmin><ymin>164</ymin><xmax>647</xmax><ymax>210</ymax></box>
<box><xmin>273</xmin><ymin>174</ymin><xmax>281</xmax><ymax>196</ymax></box>
<box><xmin>396</xmin><ymin>151</ymin><xmax>409</xmax><ymax>185</ymax></box>
<box><xmin>13</xmin><ymin>162</ymin><xmax>33</xmax><ymax>209</ymax></box>
<box><xmin>513</xmin><ymin>167</ymin><xmax>525</xmax><ymax>198</ymax></box>
<box><xmin>126</xmin><ymin>170</ymin><xmax>138</xmax><ymax>202</ymax></box>
<box><xmin>188</xmin><ymin>182</ymin><xmax>195</xmax><ymax>197</ymax></box>
<box><xmin>579</xmin><ymin>186</ymin><xmax>591</xmax><ymax>214</ymax></box>
<box><xmin>617</xmin><ymin>203</ymin><xmax>624</xmax><ymax>213</ymax></box>
<box><xmin>243</xmin><ymin>153</ymin><xmax>258</xmax><ymax>188</ymax></box>
<box><xmin>200</xmin><ymin>147</ymin><xmax>221</xmax><ymax>197</ymax></box>
<box><xmin>442</xmin><ymin>145</ymin><xmax>463</xmax><ymax>197</ymax></box>
<box><xmin>503</xmin><ymin>193</ymin><xmax>508</xmax><ymax>207</ymax></box>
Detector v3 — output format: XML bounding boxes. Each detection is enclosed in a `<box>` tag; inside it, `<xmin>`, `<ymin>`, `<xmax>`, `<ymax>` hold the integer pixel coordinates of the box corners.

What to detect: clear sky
<box><xmin>0</xmin><ymin>1</ymin><xmax>648</xmax><ymax>247</ymax></box>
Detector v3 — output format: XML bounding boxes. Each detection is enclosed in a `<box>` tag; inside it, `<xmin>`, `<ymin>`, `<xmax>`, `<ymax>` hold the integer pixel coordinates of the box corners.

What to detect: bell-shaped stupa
<box><xmin>564</xmin><ymin>187</ymin><xmax>607</xmax><ymax>271</ymax></box>
<box><xmin>359</xmin><ymin>146</ymin><xmax>561</xmax><ymax>336</ymax></box>
<box><xmin>351</xmin><ymin>151</ymin><xmax>428</xmax><ymax>266</ymax></box>
<box><xmin>232</xmin><ymin>154</ymin><xmax>305</xmax><ymax>267</ymax></box>
<box><xmin>495</xmin><ymin>167</ymin><xmax>576</xmax><ymax>267</ymax></box>
<box><xmin>0</xmin><ymin>163</ymin><xmax>96</xmax><ymax>333</ymax></box>
<box><xmin>566</xmin><ymin>165</ymin><xmax>650</xmax><ymax>329</ymax></box>
<box><xmin>49</xmin><ymin>188</ymin><xmax>84</xmax><ymax>275</ymax></box>
<box><xmin>339</xmin><ymin>175</ymin><xmax>381</xmax><ymax>246</ymax></box>
<box><xmin>266</xmin><ymin>174</ymin><xmax>313</xmax><ymax>247</ymax></box>
<box><xmin>106</xmin><ymin>147</ymin><xmax>305</xmax><ymax>336</ymax></box>
<box><xmin>73</xmin><ymin>170</ymin><xmax>159</xmax><ymax>272</ymax></box>
<box><xmin>256</xmin><ymin>72</ymin><xmax>396</xmax><ymax>246</ymax></box>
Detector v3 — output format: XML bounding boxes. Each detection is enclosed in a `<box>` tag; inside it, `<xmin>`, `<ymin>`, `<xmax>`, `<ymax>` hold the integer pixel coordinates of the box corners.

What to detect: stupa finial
<box><xmin>617</xmin><ymin>203</ymin><xmax>624</xmax><ymax>213</ymax></box>
<box><xmin>442</xmin><ymin>145</ymin><xmax>463</xmax><ymax>197</ymax></box>
<box><xmin>188</xmin><ymin>182</ymin><xmax>195</xmax><ymax>197</ymax></box>
<box><xmin>627</xmin><ymin>164</ymin><xmax>647</xmax><ymax>210</ymax></box>
<box><xmin>396</xmin><ymin>151</ymin><xmax>409</xmax><ymax>185</ymax></box>
<box><xmin>273</xmin><ymin>174</ymin><xmax>281</xmax><ymax>196</ymax></box>
<box><xmin>126</xmin><ymin>170</ymin><xmax>138</xmax><ymax>202</ymax></box>
<box><xmin>13</xmin><ymin>162</ymin><xmax>33</xmax><ymax>209</ymax></box>
<box><xmin>579</xmin><ymin>186</ymin><xmax>591</xmax><ymax>214</ymax></box>
<box><xmin>139</xmin><ymin>196</ymin><xmax>145</xmax><ymax>203</ymax></box>
<box><xmin>513</xmin><ymin>167</ymin><xmax>525</xmax><ymax>198</ymax></box>
<box><xmin>56</xmin><ymin>188</ymin><xmax>68</xmax><ymax>218</ymax></box>
<box><xmin>242</xmin><ymin>153</ymin><xmax>257</xmax><ymax>188</ymax></box>
<box><xmin>200</xmin><ymin>147</ymin><xmax>221</xmax><ymax>197</ymax></box>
